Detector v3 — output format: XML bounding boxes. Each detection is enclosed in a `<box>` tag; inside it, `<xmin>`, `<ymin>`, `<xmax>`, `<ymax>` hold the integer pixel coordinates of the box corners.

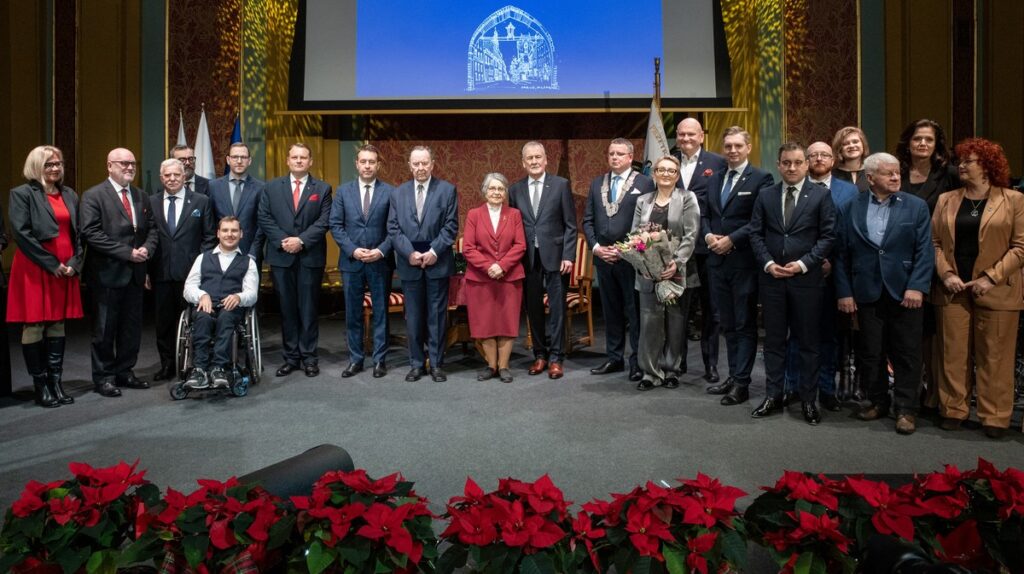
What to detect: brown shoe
<box><xmin>857</xmin><ymin>405</ymin><xmax>887</xmax><ymax>421</ymax></box>
<box><xmin>940</xmin><ymin>417</ymin><xmax>963</xmax><ymax>431</ymax></box>
<box><xmin>895</xmin><ymin>414</ymin><xmax>916</xmax><ymax>435</ymax></box>
<box><xmin>528</xmin><ymin>359</ymin><xmax>548</xmax><ymax>376</ymax></box>
<box><xmin>548</xmin><ymin>362</ymin><xmax>564</xmax><ymax>379</ymax></box>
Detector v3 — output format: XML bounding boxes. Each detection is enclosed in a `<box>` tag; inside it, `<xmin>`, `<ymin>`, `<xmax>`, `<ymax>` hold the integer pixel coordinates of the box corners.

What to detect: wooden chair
<box><xmin>525</xmin><ymin>234</ymin><xmax>595</xmax><ymax>353</ymax></box>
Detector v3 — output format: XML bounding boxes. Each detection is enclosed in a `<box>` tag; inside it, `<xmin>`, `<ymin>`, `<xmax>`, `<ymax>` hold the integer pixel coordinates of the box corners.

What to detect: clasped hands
<box><xmin>766</xmin><ymin>262</ymin><xmax>803</xmax><ymax>279</ymax></box>
<box><xmin>593</xmin><ymin>245</ymin><xmax>621</xmax><ymax>263</ymax></box>
<box><xmin>943</xmin><ymin>273</ymin><xmax>995</xmax><ymax>298</ymax></box>
<box><xmin>130</xmin><ymin>246</ymin><xmax>149</xmax><ymax>263</ymax></box>
<box><xmin>52</xmin><ymin>264</ymin><xmax>76</xmax><ymax>277</ymax></box>
<box><xmin>352</xmin><ymin>247</ymin><xmax>383</xmax><ymax>262</ymax></box>
<box><xmin>197</xmin><ymin>293</ymin><xmax>242</xmax><ymax>313</ymax></box>
<box><xmin>408</xmin><ymin>250</ymin><xmax>438</xmax><ymax>268</ymax></box>
<box><xmin>281</xmin><ymin>237</ymin><xmax>303</xmax><ymax>254</ymax></box>
<box><xmin>705</xmin><ymin>234</ymin><xmax>734</xmax><ymax>255</ymax></box>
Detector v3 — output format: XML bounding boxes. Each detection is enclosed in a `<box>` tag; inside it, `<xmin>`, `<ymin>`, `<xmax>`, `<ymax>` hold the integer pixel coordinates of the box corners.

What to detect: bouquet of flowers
<box><xmin>615</xmin><ymin>223</ymin><xmax>685</xmax><ymax>304</ymax></box>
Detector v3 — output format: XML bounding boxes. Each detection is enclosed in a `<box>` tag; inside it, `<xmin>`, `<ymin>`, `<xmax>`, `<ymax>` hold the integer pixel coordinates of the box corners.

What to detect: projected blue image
<box><xmin>355</xmin><ymin>1</ymin><xmax>663</xmax><ymax>98</ymax></box>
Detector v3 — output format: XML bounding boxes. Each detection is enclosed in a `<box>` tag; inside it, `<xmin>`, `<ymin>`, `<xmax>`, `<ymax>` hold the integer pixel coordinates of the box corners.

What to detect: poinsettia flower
<box><xmin>47</xmin><ymin>495</ymin><xmax>83</xmax><ymax>526</ymax></box>
<box><xmin>357</xmin><ymin>503</ymin><xmax>422</xmax><ymax>563</ymax></box>
<box><xmin>769</xmin><ymin>471</ymin><xmax>838</xmax><ymax>511</ymax></box>
<box><xmin>81</xmin><ymin>482</ymin><xmax>130</xmax><ymax>507</ymax></box>
<box><xmin>448</xmin><ymin>477</ymin><xmax>488</xmax><ymax>508</ymax></box>
<box><xmin>845</xmin><ymin>477</ymin><xmax>925</xmax><ymax>541</ymax></box>
<box><xmin>570</xmin><ymin>511</ymin><xmax>606</xmax><ymax>571</ymax></box>
<box><xmin>625</xmin><ymin>505</ymin><xmax>673</xmax><ymax>559</ymax></box>
<box><xmin>989</xmin><ymin>468</ymin><xmax>1024</xmax><ymax>520</ymax></box>
<box><xmin>685</xmin><ymin>531</ymin><xmax>718</xmax><ymax>574</ymax></box>
<box><xmin>209</xmin><ymin>516</ymin><xmax>237</xmax><ymax>550</ymax></box>
<box><xmin>10</xmin><ymin>480</ymin><xmax>52</xmax><ymax>517</ymax></box>
<box><xmin>338</xmin><ymin>469</ymin><xmax>401</xmax><ymax>495</ymax></box>
<box><xmin>524</xmin><ymin>475</ymin><xmax>570</xmax><ymax>518</ymax></box>
<box><xmin>786</xmin><ymin>511</ymin><xmax>850</xmax><ymax>553</ymax></box>
<box><xmin>499</xmin><ymin>500</ymin><xmax>565</xmax><ymax>553</ymax></box>
<box><xmin>918</xmin><ymin>465</ymin><xmax>963</xmax><ymax>493</ymax></box>
<box><xmin>934</xmin><ymin>519</ymin><xmax>994</xmax><ymax>570</ymax></box>
<box><xmin>442</xmin><ymin>506</ymin><xmax>499</xmax><ymax>546</ymax></box>
<box><xmin>245</xmin><ymin>500</ymin><xmax>281</xmax><ymax>542</ymax></box>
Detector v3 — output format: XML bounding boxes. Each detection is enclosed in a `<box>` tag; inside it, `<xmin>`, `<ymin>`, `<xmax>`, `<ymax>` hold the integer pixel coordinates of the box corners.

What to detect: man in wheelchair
<box><xmin>182</xmin><ymin>216</ymin><xmax>259</xmax><ymax>389</ymax></box>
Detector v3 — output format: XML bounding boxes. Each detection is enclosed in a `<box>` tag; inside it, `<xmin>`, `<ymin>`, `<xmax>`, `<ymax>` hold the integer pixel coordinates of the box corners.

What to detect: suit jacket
<box><xmin>582</xmin><ymin>171</ymin><xmax>655</xmax><ymax>266</ymax></box>
<box><xmin>834</xmin><ymin>191</ymin><xmax>934</xmax><ymax>303</ymax></box>
<box><xmin>462</xmin><ymin>205</ymin><xmax>527</xmax><ymax>284</ymax></box>
<box><xmin>387</xmin><ymin>178</ymin><xmax>459</xmax><ymax>280</ymax></box>
<box><xmin>257</xmin><ymin>174</ymin><xmax>333</xmax><ymax>268</ymax></box>
<box><xmin>700</xmin><ymin>164</ymin><xmax>775</xmax><ymax>269</ymax></box>
<box><xmin>148</xmin><ymin>190</ymin><xmax>216</xmax><ymax>282</ymax></box>
<box><xmin>931</xmin><ymin>187</ymin><xmax>1024</xmax><ymax>310</ymax></box>
<box><xmin>329</xmin><ymin>179</ymin><xmax>395</xmax><ymax>272</ymax></box>
<box><xmin>631</xmin><ymin>189</ymin><xmax>701</xmax><ymax>292</ymax></box>
<box><xmin>208</xmin><ymin>173</ymin><xmax>266</xmax><ymax>257</ymax></box>
<box><xmin>187</xmin><ymin>175</ymin><xmax>210</xmax><ymax>196</ymax></box>
<box><xmin>79</xmin><ymin>180</ymin><xmax>159</xmax><ymax>288</ymax></box>
<box><xmin>827</xmin><ymin>178</ymin><xmax>858</xmax><ymax>218</ymax></box>
<box><xmin>902</xmin><ymin>164</ymin><xmax>959</xmax><ymax>213</ymax></box>
<box><xmin>748</xmin><ymin>178</ymin><xmax>836</xmax><ymax>287</ymax></box>
<box><xmin>674</xmin><ymin>149</ymin><xmax>727</xmax><ymax>254</ymax></box>
<box><xmin>0</xmin><ymin>202</ymin><xmax>7</xmax><ymax>288</ymax></box>
<box><xmin>8</xmin><ymin>181</ymin><xmax>84</xmax><ymax>274</ymax></box>
<box><xmin>508</xmin><ymin>173</ymin><xmax>577</xmax><ymax>272</ymax></box>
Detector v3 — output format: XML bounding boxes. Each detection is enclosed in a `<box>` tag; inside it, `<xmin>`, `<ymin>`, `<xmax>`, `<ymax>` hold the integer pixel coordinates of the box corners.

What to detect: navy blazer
<box><xmin>675</xmin><ymin>149</ymin><xmax>727</xmax><ymax>254</ymax></box>
<box><xmin>582</xmin><ymin>171</ymin><xmax>655</xmax><ymax>262</ymax></box>
<box><xmin>8</xmin><ymin>181</ymin><xmax>84</xmax><ymax>274</ymax></box>
<box><xmin>208</xmin><ymin>174</ymin><xmax>266</xmax><ymax>257</ymax></box>
<box><xmin>508</xmin><ymin>173</ymin><xmax>577</xmax><ymax>272</ymax></box>
<box><xmin>79</xmin><ymin>180</ymin><xmax>159</xmax><ymax>288</ymax></box>
<box><xmin>148</xmin><ymin>189</ymin><xmax>217</xmax><ymax>282</ymax></box>
<box><xmin>834</xmin><ymin>191</ymin><xmax>934</xmax><ymax>303</ymax></box>
<box><xmin>700</xmin><ymin>164</ymin><xmax>775</xmax><ymax>269</ymax></box>
<box><xmin>748</xmin><ymin>178</ymin><xmax>836</xmax><ymax>287</ymax></box>
<box><xmin>329</xmin><ymin>179</ymin><xmax>395</xmax><ymax>272</ymax></box>
<box><xmin>257</xmin><ymin>174</ymin><xmax>333</xmax><ymax>268</ymax></box>
<box><xmin>387</xmin><ymin>178</ymin><xmax>459</xmax><ymax>280</ymax></box>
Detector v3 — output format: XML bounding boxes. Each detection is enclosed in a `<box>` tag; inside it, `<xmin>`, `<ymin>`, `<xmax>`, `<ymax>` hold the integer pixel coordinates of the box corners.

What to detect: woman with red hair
<box><xmin>931</xmin><ymin>138</ymin><xmax>1023</xmax><ymax>439</ymax></box>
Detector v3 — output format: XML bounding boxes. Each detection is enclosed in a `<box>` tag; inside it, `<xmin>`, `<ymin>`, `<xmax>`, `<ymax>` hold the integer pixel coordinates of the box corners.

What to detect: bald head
<box><xmin>106</xmin><ymin>148</ymin><xmax>137</xmax><ymax>187</ymax></box>
<box><xmin>675</xmin><ymin>118</ymin><xmax>705</xmax><ymax>157</ymax></box>
<box><xmin>806</xmin><ymin>141</ymin><xmax>835</xmax><ymax>179</ymax></box>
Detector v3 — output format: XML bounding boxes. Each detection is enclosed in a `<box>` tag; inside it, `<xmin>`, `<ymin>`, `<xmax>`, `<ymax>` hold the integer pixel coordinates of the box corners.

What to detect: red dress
<box><xmin>6</xmin><ymin>194</ymin><xmax>84</xmax><ymax>323</ymax></box>
<box><xmin>463</xmin><ymin>205</ymin><xmax>527</xmax><ymax>338</ymax></box>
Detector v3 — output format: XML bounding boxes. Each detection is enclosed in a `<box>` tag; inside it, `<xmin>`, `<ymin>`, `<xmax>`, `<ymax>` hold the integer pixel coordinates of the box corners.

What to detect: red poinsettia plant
<box><xmin>133</xmin><ymin>477</ymin><xmax>294</xmax><ymax>573</ymax></box>
<box><xmin>582</xmin><ymin>474</ymin><xmax>748</xmax><ymax>574</ymax></box>
<box><xmin>288</xmin><ymin>469</ymin><xmax>437</xmax><ymax>574</ymax></box>
<box><xmin>438</xmin><ymin>475</ymin><xmax>582</xmax><ymax>574</ymax></box>
<box><xmin>0</xmin><ymin>460</ymin><xmax>160</xmax><ymax>574</ymax></box>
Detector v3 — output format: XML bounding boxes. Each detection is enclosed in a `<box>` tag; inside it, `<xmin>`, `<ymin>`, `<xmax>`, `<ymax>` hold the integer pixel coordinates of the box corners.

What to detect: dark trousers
<box><xmin>709</xmin><ymin>264</ymin><xmax>758</xmax><ymax>386</ymax></box>
<box><xmin>343</xmin><ymin>264</ymin><xmax>390</xmax><ymax>366</ymax></box>
<box><xmin>402</xmin><ymin>276</ymin><xmax>450</xmax><ymax>368</ymax></box>
<box><xmin>684</xmin><ymin>253</ymin><xmax>719</xmax><ymax>369</ymax></box>
<box><xmin>154</xmin><ymin>280</ymin><xmax>187</xmax><ymax>368</ymax></box>
<box><xmin>784</xmin><ymin>275</ymin><xmax>839</xmax><ymax>397</ymax></box>
<box><xmin>524</xmin><ymin>249</ymin><xmax>569</xmax><ymax>362</ymax></box>
<box><xmin>0</xmin><ymin>284</ymin><xmax>11</xmax><ymax>396</ymax></box>
<box><xmin>192</xmin><ymin>307</ymin><xmax>245</xmax><ymax>370</ymax></box>
<box><xmin>595</xmin><ymin>259</ymin><xmax>639</xmax><ymax>367</ymax></box>
<box><xmin>760</xmin><ymin>276</ymin><xmax>821</xmax><ymax>402</ymax></box>
<box><xmin>90</xmin><ymin>283</ymin><xmax>144</xmax><ymax>383</ymax></box>
<box><xmin>857</xmin><ymin>295</ymin><xmax>923</xmax><ymax>414</ymax></box>
<box><xmin>271</xmin><ymin>262</ymin><xmax>323</xmax><ymax>366</ymax></box>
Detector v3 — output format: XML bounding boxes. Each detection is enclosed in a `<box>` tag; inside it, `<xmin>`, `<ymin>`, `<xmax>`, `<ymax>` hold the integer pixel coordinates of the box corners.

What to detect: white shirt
<box><xmin>291</xmin><ymin>174</ymin><xmax>309</xmax><ymax>193</ymax></box>
<box><xmin>810</xmin><ymin>174</ymin><xmax>833</xmax><ymax>189</ymax></box>
<box><xmin>678</xmin><ymin>147</ymin><xmax>703</xmax><ymax>190</ymax></box>
<box><xmin>487</xmin><ymin>204</ymin><xmax>502</xmax><ymax>233</ymax></box>
<box><xmin>764</xmin><ymin>179</ymin><xmax>809</xmax><ymax>274</ymax></box>
<box><xmin>359</xmin><ymin>178</ymin><xmax>377</xmax><ymax>207</ymax></box>
<box><xmin>109</xmin><ymin>178</ymin><xmax>137</xmax><ymax>228</ymax></box>
<box><xmin>721</xmin><ymin>161</ymin><xmax>748</xmax><ymax>193</ymax></box>
<box><xmin>183</xmin><ymin>246</ymin><xmax>260</xmax><ymax>308</ymax></box>
<box><xmin>163</xmin><ymin>189</ymin><xmax>186</xmax><ymax>229</ymax></box>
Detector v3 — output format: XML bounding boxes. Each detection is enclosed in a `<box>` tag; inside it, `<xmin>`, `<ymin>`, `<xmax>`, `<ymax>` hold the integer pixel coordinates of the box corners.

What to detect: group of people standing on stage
<box><xmin>3</xmin><ymin>120</ymin><xmax>1022</xmax><ymax>440</ymax></box>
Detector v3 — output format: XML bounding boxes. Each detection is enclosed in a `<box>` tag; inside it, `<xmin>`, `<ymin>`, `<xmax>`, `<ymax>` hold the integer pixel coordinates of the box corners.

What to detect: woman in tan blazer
<box><xmin>931</xmin><ymin>138</ymin><xmax>1024</xmax><ymax>439</ymax></box>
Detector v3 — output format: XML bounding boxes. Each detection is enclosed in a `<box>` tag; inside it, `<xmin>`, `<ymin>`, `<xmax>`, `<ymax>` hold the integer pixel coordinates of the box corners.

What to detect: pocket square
<box><xmin>630</xmin><ymin>189</ymin><xmax>642</xmax><ymax>195</ymax></box>
<box><xmin>308</xmin><ymin>194</ymin><xmax>319</xmax><ymax>202</ymax></box>
<box><xmin>737</xmin><ymin>191</ymin><xmax>752</xmax><ymax>196</ymax></box>
<box><xmin>191</xmin><ymin>208</ymin><xmax>201</xmax><ymax>217</ymax></box>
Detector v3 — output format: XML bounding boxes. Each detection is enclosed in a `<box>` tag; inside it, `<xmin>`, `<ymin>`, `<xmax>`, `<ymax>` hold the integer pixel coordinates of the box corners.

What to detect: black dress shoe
<box><xmin>664</xmin><ymin>376</ymin><xmax>679</xmax><ymax>389</ymax></box>
<box><xmin>94</xmin><ymin>382</ymin><xmax>122</xmax><ymax>397</ymax></box>
<box><xmin>116</xmin><ymin>374</ymin><xmax>149</xmax><ymax>389</ymax></box>
<box><xmin>430</xmin><ymin>367</ymin><xmax>447</xmax><ymax>382</ymax></box>
<box><xmin>477</xmin><ymin>367</ymin><xmax>498</xmax><ymax>381</ymax></box>
<box><xmin>590</xmin><ymin>360</ymin><xmax>625</xmax><ymax>375</ymax></box>
<box><xmin>679</xmin><ymin>362</ymin><xmax>688</xmax><ymax>375</ymax></box>
<box><xmin>802</xmin><ymin>402</ymin><xmax>822</xmax><ymax>425</ymax></box>
<box><xmin>153</xmin><ymin>366</ymin><xmax>175</xmax><ymax>382</ymax></box>
<box><xmin>341</xmin><ymin>363</ymin><xmax>364</xmax><ymax>378</ymax></box>
<box><xmin>637</xmin><ymin>379</ymin><xmax>656</xmax><ymax>391</ymax></box>
<box><xmin>751</xmin><ymin>397</ymin><xmax>783</xmax><ymax>418</ymax></box>
<box><xmin>373</xmin><ymin>363</ymin><xmax>387</xmax><ymax>378</ymax></box>
<box><xmin>704</xmin><ymin>366</ymin><xmax>720</xmax><ymax>383</ymax></box>
<box><xmin>276</xmin><ymin>363</ymin><xmax>299</xmax><ymax>377</ymax></box>
<box><xmin>720</xmin><ymin>385</ymin><xmax>749</xmax><ymax>406</ymax></box>
<box><xmin>820</xmin><ymin>394</ymin><xmax>842</xmax><ymax>412</ymax></box>
<box><xmin>706</xmin><ymin>378</ymin><xmax>734</xmax><ymax>395</ymax></box>
<box><xmin>304</xmin><ymin>364</ymin><xmax>320</xmax><ymax>377</ymax></box>
<box><xmin>781</xmin><ymin>392</ymin><xmax>794</xmax><ymax>407</ymax></box>
<box><xmin>405</xmin><ymin>367</ymin><xmax>425</xmax><ymax>382</ymax></box>
<box><xmin>628</xmin><ymin>365</ymin><xmax>643</xmax><ymax>382</ymax></box>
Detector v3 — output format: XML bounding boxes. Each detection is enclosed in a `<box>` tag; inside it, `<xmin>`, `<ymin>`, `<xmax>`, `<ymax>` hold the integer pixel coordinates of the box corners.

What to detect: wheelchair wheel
<box><xmin>230</xmin><ymin>373</ymin><xmax>250</xmax><ymax>397</ymax></box>
<box><xmin>247</xmin><ymin>311</ymin><xmax>262</xmax><ymax>384</ymax></box>
<box><xmin>169</xmin><ymin>382</ymin><xmax>189</xmax><ymax>400</ymax></box>
<box><xmin>175</xmin><ymin>309</ymin><xmax>192</xmax><ymax>380</ymax></box>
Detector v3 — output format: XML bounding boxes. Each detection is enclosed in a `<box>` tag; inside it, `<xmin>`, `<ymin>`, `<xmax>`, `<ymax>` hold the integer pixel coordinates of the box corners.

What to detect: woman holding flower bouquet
<box><xmin>628</xmin><ymin>155</ymin><xmax>701</xmax><ymax>390</ymax></box>
<box><xmin>462</xmin><ymin>173</ymin><xmax>527</xmax><ymax>383</ymax></box>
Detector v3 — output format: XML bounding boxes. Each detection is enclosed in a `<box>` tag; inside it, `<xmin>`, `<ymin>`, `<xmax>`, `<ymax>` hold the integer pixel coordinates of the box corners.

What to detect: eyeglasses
<box><xmin>44</xmin><ymin>161</ymin><xmax>64</xmax><ymax>169</ymax></box>
<box><xmin>176</xmin><ymin>156</ymin><xmax>197</xmax><ymax>164</ymax></box>
<box><xmin>228</xmin><ymin>155</ymin><xmax>251</xmax><ymax>161</ymax></box>
<box><xmin>654</xmin><ymin>168</ymin><xmax>679</xmax><ymax>175</ymax></box>
<box><xmin>957</xmin><ymin>159</ymin><xmax>979</xmax><ymax>167</ymax></box>
<box><xmin>110</xmin><ymin>160</ymin><xmax>137</xmax><ymax>168</ymax></box>
<box><xmin>808</xmin><ymin>153</ymin><xmax>833</xmax><ymax>160</ymax></box>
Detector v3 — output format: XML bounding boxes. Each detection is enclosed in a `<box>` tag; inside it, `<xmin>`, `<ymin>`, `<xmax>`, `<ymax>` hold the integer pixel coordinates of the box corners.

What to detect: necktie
<box><xmin>166</xmin><ymin>195</ymin><xmax>177</xmax><ymax>236</ymax></box>
<box><xmin>185</xmin><ymin>182</ymin><xmax>192</xmax><ymax>194</ymax></box>
<box><xmin>610</xmin><ymin>175</ymin><xmax>621</xmax><ymax>203</ymax></box>
<box><xmin>416</xmin><ymin>184</ymin><xmax>425</xmax><ymax>220</ymax></box>
<box><xmin>721</xmin><ymin>170</ymin><xmax>737</xmax><ymax>204</ymax></box>
<box><xmin>293</xmin><ymin>179</ymin><xmax>302</xmax><ymax>210</ymax></box>
<box><xmin>530</xmin><ymin>180</ymin><xmax>541</xmax><ymax>216</ymax></box>
<box><xmin>816</xmin><ymin>181</ymin><xmax>828</xmax><ymax>189</ymax></box>
<box><xmin>784</xmin><ymin>186</ymin><xmax>797</xmax><ymax>225</ymax></box>
<box><xmin>363</xmin><ymin>184</ymin><xmax>372</xmax><ymax>218</ymax></box>
<box><xmin>120</xmin><ymin>188</ymin><xmax>132</xmax><ymax>219</ymax></box>
<box><xmin>231</xmin><ymin>179</ymin><xmax>243</xmax><ymax>214</ymax></box>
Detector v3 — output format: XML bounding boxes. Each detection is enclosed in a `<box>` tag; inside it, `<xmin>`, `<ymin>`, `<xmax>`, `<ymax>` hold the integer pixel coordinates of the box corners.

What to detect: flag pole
<box><xmin>653</xmin><ymin>57</ymin><xmax>662</xmax><ymax>108</ymax></box>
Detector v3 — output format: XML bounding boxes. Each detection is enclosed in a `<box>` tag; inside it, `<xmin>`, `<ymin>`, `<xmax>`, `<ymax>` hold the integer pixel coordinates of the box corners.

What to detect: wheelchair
<box><xmin>170</xmin><ymin>305</ymin><xmax>262</xmax><ymax>400</ymax></box>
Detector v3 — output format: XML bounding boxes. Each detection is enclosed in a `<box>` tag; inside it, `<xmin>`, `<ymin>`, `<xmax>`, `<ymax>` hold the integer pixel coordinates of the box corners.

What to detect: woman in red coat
<box><xmin>463</xmin><ymin>173</ymin><xmax>527</xmax><ymax>382</ymax></box>
<box><xmin>6</xmin><ymin>145</ymin><xmax>84</xmax><ymax>407</ymax></box>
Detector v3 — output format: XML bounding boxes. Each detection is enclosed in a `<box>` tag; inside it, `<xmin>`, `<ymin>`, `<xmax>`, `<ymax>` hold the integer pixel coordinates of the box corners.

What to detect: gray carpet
<box><xmin>2</xmin><ymin>313</ymin><xmax>1022</xmax><ymax>517</ymax></box>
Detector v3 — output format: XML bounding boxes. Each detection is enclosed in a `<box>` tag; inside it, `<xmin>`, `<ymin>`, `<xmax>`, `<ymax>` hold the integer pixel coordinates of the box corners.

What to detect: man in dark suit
<box><xmin>330</xmin><ymin>144</ymin><xmax>395</xmax><ymax>379</ymax></box>
<box><xmin>387</xmin><ymin>146</ymin><xmax>459</xmax><ymax>383</ymax></box>
<box><xmin>208</xmin><ymin>142</ymin><xmax>266</xmax><ymax>267</ymax></box>
<box><xmin>148</xmin><ymin>158</ymin><xmax>216</xmax><ymax>381</ymax></box>
<box><xmin>258</xmin><ymin>143</ymin><xmax>333</xmax><ymax>377</ymax></box>
<box><xmin>748</xmin><ymin>142</ymin><xmax>836</xmax><ymax>425</ymax></box>
<box><xmin>79</xmin><ymin>148</ymin><xmax>159</xmax><ymax>396</ymax></box>
<box><xmin>701</xmin><ymin>126</ymin><xmax>775</xmax><ymax>406</ymax></box>
<box><xmin>171</xmin><ymin>145</ymin><xmax>210</xmax><ymax>196</ymax></box>
<box><xmin>583</xmin><ymin>138</ymin><xmax>654</xmax><ymax>382</ymax></box>
<box><xmin>834</xmin><ymin>152</ymin><xmax>934</xmax><ymax>435</ymax></box>
<box><xmin>673</xmin><ymin>118</ymin><xmax>726</xmax><ymax>382</ymax></box>
<box><xmin>508</xmin><ymin>141</ymin><xmax>577</xmax><ymax>380</ymax></box>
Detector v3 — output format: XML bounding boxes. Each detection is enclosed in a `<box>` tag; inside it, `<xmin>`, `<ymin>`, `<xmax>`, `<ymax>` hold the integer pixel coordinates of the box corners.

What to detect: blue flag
<box><xmin>224</xmin><ymin>115</ymin><xmax>242</xmax><ymax>175</ymax></box>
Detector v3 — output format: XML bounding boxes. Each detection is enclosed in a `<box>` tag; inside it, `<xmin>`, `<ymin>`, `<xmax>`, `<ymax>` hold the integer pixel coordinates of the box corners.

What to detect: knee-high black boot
<box><xmin>45</xmin><ymin>337</ymin><xmax>74</xmax><ymax>405</ymax></box>
<box><xmin>24</xmin><ymin>341</ymin><xmax>58</xmax><ymax>408</ymax></box>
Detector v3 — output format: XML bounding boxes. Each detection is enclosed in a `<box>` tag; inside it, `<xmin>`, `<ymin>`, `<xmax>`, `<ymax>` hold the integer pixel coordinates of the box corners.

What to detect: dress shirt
<box><xmin>595</xmin><ymin>169</ymin><xmax>632</xmax><ymax>251</ymax></box>
<box><xmin>487</xmin><ymin>204</ymin><xmax>502</xmax><ymax>233</ymax></box>
<box><xmin>764</xmin><ymin>180</ymin><xmax>809</xmax><ymax>274</ymax></box>
<box><xmin>810</xmin><ymin>174</ymin><xmax>833</xmax><ymax>189</ymax></box>
<box><xmin>183</xmin><ymin>246</ymin><xmax>259</xmax><ymax>308</ymax></box>
<box><xmin>359</xmin><ymin>178</ymin><xmax>376</xmax><ymax>207</ymax></box>
<box><xmin>529</xmin><ymin>175</ymin><xmax>545</xmax><ymax>247</ymax></box>
<box><xmin>291</xmin><ymin>174</ymin><xmax>309</xmax><ymax>193</ymax></box>
<box><xmin>109</xmin><ymin>177</ymin><xmax>137</xmax><ymax>228</ymax></box>
<box><xmin>721</xmin><ymin>160</ymin><xmax>749</xmax><ymax>194</ymax></box>
<box><xmin>163</xmin><ymin>189</ymin><xmax>186</xmax><ymax>229</ymax></box>
<box><xmin>413</xmin><ymin>178</ymin><xmax>436</xmax><ymax>258</ymax></box>
<box><xmin>678</xmin><ymin>148</ymin><xmax>702</xmax><ymax>190</ymax></box>
<box><xmin>866</xmin><ymin>192</ymin><xmax>893</xmax><ymax>247</ymax></box>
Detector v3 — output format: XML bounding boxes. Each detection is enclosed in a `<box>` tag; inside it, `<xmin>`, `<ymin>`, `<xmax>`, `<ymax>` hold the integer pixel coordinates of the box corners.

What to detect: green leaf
<box><xmin>338</xmin><ymin>539</ymin><xmax>371</xmax><ymax>566</ymax></box>
<box><xmin>719</xmin><ymin>528</ymin><xmax>748</xmax><ymax>570</ymax></box>
<box><xmin>794</xmin><ymin>551</ymin><xmax>814</xmax><ymax>574</ymax></box>
<box><xmin>119</xmin><ymin>534</ymin><xmax>165</xmax><ymax>566</ymax></box>
<box><xmin>520</xmin><ymin>552</ymin><xmax>556</xmax><ymax>574</ymax></box>
<box><xmin>53</xmin><ymin>545</ymin><xmax>91</xmax><ymax>574</ymax></box>
<box><xmin>436</xmin><ymin>543</ymin><xmax>468</xmax><ymax>574</ymax></box>
<box><xmin>663</xmin><ymin>544</ymin><xmax>685</xmax><ymax>574</ymax></box>
<box><xmin>633</xmin><ymin>555</ymin><xmax>653</xmax><ymax>574</ymax></box>
<box><xmin>85</xmin><ymin>550</ymin><xmax>118</xmax><ymax>574</ymax></box>
<box><xmin>182</xmin><ymin>534</ymin><xmax>209</xmax><ymax>567</ymax></box>
<box><xmin>306</xmin><ymin>540</ymin><xmax>336</xmax><ymax>574</ymax></box>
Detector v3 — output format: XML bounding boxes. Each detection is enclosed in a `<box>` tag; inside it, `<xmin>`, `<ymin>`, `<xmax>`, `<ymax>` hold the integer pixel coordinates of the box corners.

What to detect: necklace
<box><xmin>968</xmin><ymin>198</ymin><xmax>984</xmax><ymax>217</ymax></box>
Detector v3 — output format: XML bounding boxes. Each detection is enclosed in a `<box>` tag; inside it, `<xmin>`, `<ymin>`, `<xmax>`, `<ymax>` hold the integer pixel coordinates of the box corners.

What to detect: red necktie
<box><xmin>120</xmin><ymin>188</ymin><xmax>132</xmax><ymax>218</ymax></box>
<box><xmin>293</xmin><ymin>179</ymin><xmax>302</xmax><ymax>210</ymax></box>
